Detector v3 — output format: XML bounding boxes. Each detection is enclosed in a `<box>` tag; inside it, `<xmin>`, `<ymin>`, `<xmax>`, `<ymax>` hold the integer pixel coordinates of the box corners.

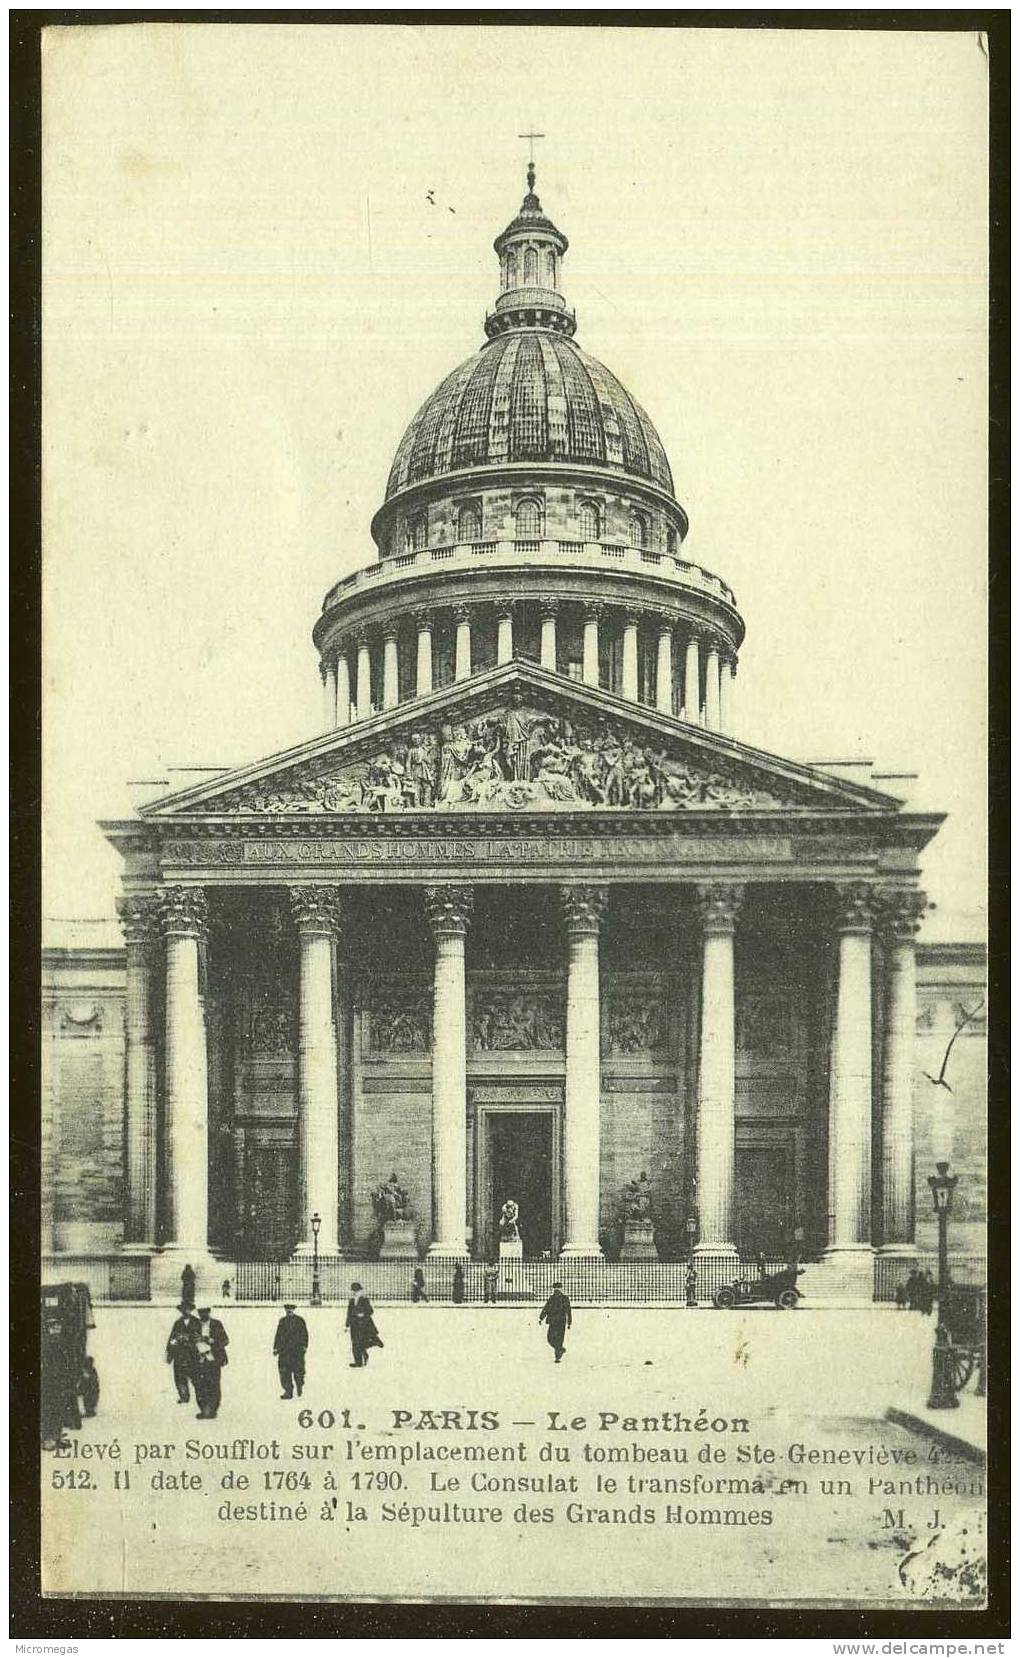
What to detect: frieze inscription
<box><xmin>162</xmin><ymin>834</ymin><xmax>795</xmax><ymax>868</ymax></box>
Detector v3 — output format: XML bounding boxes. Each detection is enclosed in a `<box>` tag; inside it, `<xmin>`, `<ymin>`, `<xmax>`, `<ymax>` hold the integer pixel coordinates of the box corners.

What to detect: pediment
<box><xmin>142</xmin><ymin>663</ymin><xmax>900</xmax><ymax>819</ymax></box>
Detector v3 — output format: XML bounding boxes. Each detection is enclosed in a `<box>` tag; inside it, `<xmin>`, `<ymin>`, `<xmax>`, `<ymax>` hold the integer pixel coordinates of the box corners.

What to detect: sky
<box><xmin>41</xmin><ymin>23</ymin><xmax>989</xmax><ymax>942</ymax></box>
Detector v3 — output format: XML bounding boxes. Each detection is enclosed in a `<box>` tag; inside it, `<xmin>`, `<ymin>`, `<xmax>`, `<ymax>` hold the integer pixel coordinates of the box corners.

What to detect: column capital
<box><xmin>289</xmin><ymin>885</ymin><xmax>345</xmax><ymax>935</ymax></box>
<box><xmin>656</xmin><ymin>616</ymin><xmax>675</xmax><ymax>638</ymax></box>
<box><xmin>381</xmin><ymin>620</ymin><xmax>400</xmax><ymax>642</ymax></box>
<box><xmin>424</xmin><ymin>884</ymin><xmax>474</xmax><ymax>938</ymax></box>
<box><xmin>560</xmin><ymin>883</ymin><xmax>608</xmax><ymax>938</ymax></box>
<box><xmin>694</xmin><ymin>882</ymin><xmax>744</xmax><ymax>934</ymax></box>
<box><xmin>159</xmin><ymin>885</ymin><xmax>208</xmax><ymax>939</ymax></box>
<box><xmin>116</xmin><ymin>892</ymin><xmax>161</xmax><ymax>945</ymax></box>
<box><xmin>319</xmin><ymin>658</ymin><xmax>332</xmax><ymax>684</ymax></box>
<box><xmin>414</xmin><ymin>609</ymin><xmax>433</xmax><ymax>632</ymax></box>
<box><xmin>877</xmin><ymin>887</ymin><xmax>928</xmax><ymax>941</ymax></box>
<box><xmin>832</xmin><ymin>881</ymin><xmax>880</xmax><ymax>934</ymax></box>
<box><xmin>582</xmin><ymin>601</ymin><xmax>605</xmax><ymax>623</ymax></box>
<box><xmin>453</xmin><ymin>603</ymin><xmax>473</xmax><ymax>626</ymax></box>
<box><xmin>539</xmin><ymin>598</ymin><xmax>560</xmax><ymax>620</ymax></box>
<box><xmin>353</xmin><ymin>628</ymin><xmax>369</xmax><ymax>649</ymax></box>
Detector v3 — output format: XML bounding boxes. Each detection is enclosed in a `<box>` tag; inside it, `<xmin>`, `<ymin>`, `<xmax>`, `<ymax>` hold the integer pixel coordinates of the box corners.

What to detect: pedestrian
<box><xmin>483</xmin><ymin>1262</ymin><xmax>499</xmax><ymax>1305</ymax></box>
<box><xmin>904</xmin><ymin>1268</ymin><xmax>920</xmax><ymax>1311</ymax></box>
<box><xmin>345</xmin><ymin>1282</ymin><xmax>384</xmax><ymax>1369</ymax></box>
<box><xmin>79</xmin><ymin>1355</ymin><xmax>100</xmax><ymax>1418</ymax></box>
<box><xmin>411</xmin><ymin>1268</ymin><xmax>429</xmax><ymax>1304</ymax></box>
<box><xmin>894</xmin><ymin>1282</ymin><xmax>907</xmax><ymax>1311</ymax></box>
<box><xmin>192</xmin><ymin>1306</ymin><xmax>229</xmax><ymax>1419</ymax></box>
<box><xmin>539</xmin><ymin>1281</ymin><xmax>572</xmax><ymax>1363</ymax></box>
<box><xmin>181</xmin><ymin>1264</ymin><xmax>196</xmax><ymax>1309</ymax></box>
<box><xmin>452</xmin><ymin>1264</ymin><xmax>465</xmax><ymax>1305</ymax></box>
<box><xmin>166</xmin><ymin>1302</ymin><xmax>200</xmax><ymax>1404</ymax></box>
<box><xmin>918</xmin><ymin>1270</ymin><xmax>937</xmax><ymax>1316</ymax></box>
<box><xmin>273</xmin><ymin>1302</ymin><xmax>309</xmax><ymax>1399</ymax></box>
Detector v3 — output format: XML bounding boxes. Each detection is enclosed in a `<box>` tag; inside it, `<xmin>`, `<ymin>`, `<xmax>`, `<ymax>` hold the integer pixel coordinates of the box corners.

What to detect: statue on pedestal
<box><xmin>372</xmin><ymin>1172</ymin><xmax>416</xmax><ymax>1259</ymax></box>
<box><xmin>619</xmin><ymin>1172</ymin><xmax>657</xmax><ymax>1261</ymax></box>
<box><xmin>498</xmin><ymin>1198</ymin><xmax>523</xmax><ymax>1258</ymax></box>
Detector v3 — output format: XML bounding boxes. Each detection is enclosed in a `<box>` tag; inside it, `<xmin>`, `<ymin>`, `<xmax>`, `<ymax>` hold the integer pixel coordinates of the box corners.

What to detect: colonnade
<box><xmin>320</xmin><ymin>602</ymin><xmax>737</xmax><ymax>737</ymax></box>
<box><xmin>118</xmin><ymin>881</ymin><xmax>924</xmax><ymax>1265</ymax></box>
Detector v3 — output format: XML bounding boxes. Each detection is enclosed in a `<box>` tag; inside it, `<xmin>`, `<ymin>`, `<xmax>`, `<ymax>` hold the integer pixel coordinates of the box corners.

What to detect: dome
<box><xmin>385</xmin><ymin>331</ymin><xmax>675</xmax><ymax>501</ymax></box>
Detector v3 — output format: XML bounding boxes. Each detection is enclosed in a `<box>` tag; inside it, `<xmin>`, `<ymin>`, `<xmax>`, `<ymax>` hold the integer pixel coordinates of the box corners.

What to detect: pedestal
<box><xmin>380</xmin><ymin>1221</ymin><xmax>417</xmax><ymax>1260</ymax></box>
<box><xmin>619</xmin><ymin>1220</ymin><xmax>657</xmax><ymax>1261</ymax></box>
<box><xmin>499</xmin><ymin>1239</ymin><xmax>524</xmax><ymax>1261</ymax></box>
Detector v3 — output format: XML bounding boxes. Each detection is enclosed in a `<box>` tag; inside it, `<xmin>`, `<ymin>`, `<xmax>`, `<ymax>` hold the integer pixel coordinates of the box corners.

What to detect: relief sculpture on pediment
<box><xmin>470</xmin><ymin>987</ymin><xmax>565</xmax><ymax>1051</ymax></box>
<box><xmin>194</xmin><ymin>703</ymin><xmax>789</xmax><ymax>815</ymax></box>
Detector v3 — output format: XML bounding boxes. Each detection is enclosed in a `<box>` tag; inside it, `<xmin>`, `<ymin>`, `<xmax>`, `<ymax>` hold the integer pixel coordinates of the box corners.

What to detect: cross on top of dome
<box><xmin>490</xmin><ymin>154</ymin><xmax>573</xmax><ymax>339</ymax></box>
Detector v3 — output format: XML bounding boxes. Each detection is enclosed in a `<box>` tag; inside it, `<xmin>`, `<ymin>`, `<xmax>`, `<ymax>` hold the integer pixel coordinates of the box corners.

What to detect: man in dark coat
<box><xmin>539</xmin><ymin>1283</ymin><xmax>572</xmax><ymax>1362</ymax></box>
<box><xmin>192</xmin><ymin>1307</ymin><xmax>229</xmax><ymax>1419</ymax></box>
<box><xmin>166</xmin><ymin>1304</ymin><xmax>200</xmax><ymax>1404</ymax></box>
<box><xmin>345</xmin><ymin>1282</ymin><xmax>384</xmax><ymax>1368</ymax></box>
<box><xmin>273</xmin><ymin>1303</ymin><xmax>309</xmax><ymax>1399</ymax></box>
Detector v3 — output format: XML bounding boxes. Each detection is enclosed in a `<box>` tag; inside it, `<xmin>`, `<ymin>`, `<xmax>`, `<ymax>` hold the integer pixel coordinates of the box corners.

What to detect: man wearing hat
<box><xmin>344</xmin><ymin>1282</ymin><xmax>384</xmax><ymax>1368</ymax></box>
<box><xmin>165</xmin><ymin>1303</ymin><xmax>200</xmax><ymax>1404</ymax></box>
<box><xmin>273</xmin><ymin>1302</ymin><xmax>309</xmax><ymax>1399</ymax></box>
<box><xmin>192</xmin><ymin>1306</ymin><xmax>230</xmax><ymax>1420</ymax></box>
<box><xmin>539</xmin><ymin>1282</ymin><xmax>572</xmax><ymax>1363</ymax></box>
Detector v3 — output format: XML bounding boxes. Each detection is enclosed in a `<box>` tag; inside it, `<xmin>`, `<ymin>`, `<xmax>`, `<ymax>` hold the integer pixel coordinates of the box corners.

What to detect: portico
<box><xmin>105</xmin><ymin>663</ymin><xmax>940</xmax><ymax>1283</ymax></box>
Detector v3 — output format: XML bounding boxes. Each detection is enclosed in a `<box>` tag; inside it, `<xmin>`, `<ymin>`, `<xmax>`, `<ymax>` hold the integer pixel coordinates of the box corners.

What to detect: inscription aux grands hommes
<box><xmin>161</xmin><ymin>834</ymin><xmax>796</xmax><ymax>868</ymax></box>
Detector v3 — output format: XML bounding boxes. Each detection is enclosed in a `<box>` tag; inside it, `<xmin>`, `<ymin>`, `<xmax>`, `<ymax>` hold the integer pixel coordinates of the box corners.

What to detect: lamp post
<box><xmin>926</xmin><ymin>1162</ymin><xmax>959</xmax><ymax>1410</ymax></box>
<box><xmin>685</xmin><ymin>1216</ymin><xmax>698</xmax><ymax>1307</ymax></box>
<box><xmin>310</xmin><ymin>1211</ymin><xmax>322</xmax><ymax>1308</ymax></box>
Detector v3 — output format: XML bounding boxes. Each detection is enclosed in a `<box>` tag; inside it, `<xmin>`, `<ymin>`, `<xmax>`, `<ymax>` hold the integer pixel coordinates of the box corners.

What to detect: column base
<box><xmin>428</xmin><ymin>1240</ymin><xmax>468</xmax><ymax>1258</ymax></box>
<box><xmin>559</xmin><ymin>1243</ymin><xmax>604</xmax><ymax>1259</ymax></box>
<box><xmin>693</xmin><ymin>1242</ymin><xmax>738</xmax><ymax>1258</ymax></box>
<box><xmin>292</xmin><ymin>1239</ymin><xmax>341</xmax><ymax>1258</ymax></box>
<box><xmin>876</xmin><ymin>1241</ymin><xmax>920</xmax><ymax>1256</ymax></box>
<box><xmin>118</xmin><ymin>1241</ymin><xmax>158</xmax><ymax>1256</ymax></box>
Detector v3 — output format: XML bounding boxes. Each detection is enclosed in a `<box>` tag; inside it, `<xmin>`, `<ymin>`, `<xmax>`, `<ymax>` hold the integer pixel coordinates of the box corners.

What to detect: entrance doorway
<box><xmin>734</xmin><ymin>1141</ymin><xmax>795</xmax><ymax>1259</ymax></box>
<box><xmin>239</xmin><ymin>1140</ymin><xmax>299</xmax><ymax>1260</ymax></box>
<box><xmin>486</xmin><ymin>1113</ymin><xmax>554</xmax><ymax>1258</ymax></box>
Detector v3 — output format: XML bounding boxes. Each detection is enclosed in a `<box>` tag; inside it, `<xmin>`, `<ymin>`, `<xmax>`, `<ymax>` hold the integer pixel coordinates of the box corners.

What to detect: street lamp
<box><xmin>685</xmin><ymin>1216</ymin><xmax>698</xmax><ymax>1308</ymax></box>
<box><xmin>926</xmin><ymin>1162</ymin><xmax>959</xmax><ymax>1410</ymax></box>
<box><xmin>310</xmin><ymin>1211</ymin><xmax>322</xmax><ymax>1308</ymax></box>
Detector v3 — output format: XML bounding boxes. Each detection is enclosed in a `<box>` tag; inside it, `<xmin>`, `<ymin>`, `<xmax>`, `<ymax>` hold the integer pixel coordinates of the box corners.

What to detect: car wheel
<box><xmin>776</xmin><ymin>1288</ymin><xmax>799</xmax><ymax>1310</ymax></box>
<box><xmin>714</xmin><ymin>1286</ymin><xmax>736</xmax><ymax>1309</ymax></box>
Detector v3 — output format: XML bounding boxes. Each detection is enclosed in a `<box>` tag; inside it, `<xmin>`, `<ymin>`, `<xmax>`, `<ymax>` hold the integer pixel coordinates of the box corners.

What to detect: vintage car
<box><xmin>40</xmin><ymin>1282</ymin><xmax>99</xmax><ymax>1446</ymax></box>
<box><xmin>712</xmin><ymin>1261</ymin><xmax>802</xmax><ymax>1310</ymax></box>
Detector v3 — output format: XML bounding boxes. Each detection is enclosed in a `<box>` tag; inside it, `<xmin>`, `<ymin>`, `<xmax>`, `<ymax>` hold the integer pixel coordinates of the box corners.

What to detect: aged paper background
<box><xmin>40</xmin><ymin>22</ymin><xmax>988</xmax><ymax>1606</ymax></box>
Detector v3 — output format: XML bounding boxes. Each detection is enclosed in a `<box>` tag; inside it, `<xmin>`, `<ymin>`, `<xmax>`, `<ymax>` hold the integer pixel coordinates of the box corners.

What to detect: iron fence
<box><xmin>224</xmin><ymin>1254</ymin><xmax>789</xmax><ymax>1306</ymax></box>
<box><xmin>41</xmin><ymin>1254</ymin><xmax>151</xmax><ymax>1303</ymax></box>
<box><xmin>873</xmin><ymin>1253</ymin><xmax>987</xmax><ymax>1303</ymax></box>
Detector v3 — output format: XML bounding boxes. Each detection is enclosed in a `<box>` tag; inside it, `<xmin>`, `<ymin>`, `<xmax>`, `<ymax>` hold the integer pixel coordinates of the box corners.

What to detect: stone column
<box><xmin>290</xmin><ymin>887</ymin><xmax>343</xmax><ymax>1255</ymax></box>
<box><xmin>683</xmin><ymin>633</ymin><xmax>701</xmax><ymax>723</ymax></box>
<box><xmin>355</xmin><ymin>633</ymin><xmax>371</xmax><ymax>722</ymax></box>
<box><xmin>496</xmin><ymin>605</ymin><xmax>514</xmax><ymax>665</ymax></box>
<box><xmin>416</xmin><ymin>611</ymin><xmax>433</xmax><ymax>696</ymax></box>
<box><xmin>540</xmin><ymin>602</ymin><xmax>558</xmax><ymax>672</ymax></box>
<box><xmin>694</xmin><ymin>884</ymin><xmax>743</xmax><ymax>1254</ymax></box>
<box><xmin>382</xmin><ymin>627</ymin><xmax>399</xmax><ymax>710</ymax></box>
<box><xmin>425</xmin><ymin>886</ymin><xmax>473</xmax><ymax>1255</ymax></box>
<box><xmin>336</xmin><ymin>651</ymin><xmax>351</xmax><ymax>728</ymax></box>
<box><xmin>160</xmin><ymin>886</ymin><xmax>211</xmax><ymax>1256</ymax></box>
<box><xmin>560</xmin><ymin>885</ymin><xmax>608</xmax><ymax>1257</ymax></box>
<box><xmin>582</xmin><ymin>604</ymin><xmax>602</xmax><ymax>688</ymax></box>
<box><xmin>719</xmin><ymin>658</ymin><xmax>735</xmax><ymax>736</ymax></box>
<box><xmin>704</xmin><ymin>642</ymin><xmax>721</xmax><ymax>732</ymax></box>
<box><xmin>321</xmin><ymin>659</ymin><xmax>337</xmax><ymax>733</ymax></box>
<box><xmin>879</xmin><ymin>890</ymin><xmax>926</xmax><ymax>1250</ymax></box>
<box><xmin>655</xmin><ymin>623</ymin><xmax>674</xmax><ymax>715</ymax></box>
<box><xmin>621</xmin><ymin>614</ymin><xmax>640</xmax><ymax>702</ymax></box>
<box><xmin>117</xmin><ymin>894</ymin><xmax>160</xmax><ymax>1247</ymax></box>
<box><xmin>454</xmin><ymin>606</ymin><xmax>472</xmax><ymax>682</ymax></box>
<box><xmin>826</xmin><ymin>883</ymin><xmax>877</xmax><ymax>1260</ymax></box>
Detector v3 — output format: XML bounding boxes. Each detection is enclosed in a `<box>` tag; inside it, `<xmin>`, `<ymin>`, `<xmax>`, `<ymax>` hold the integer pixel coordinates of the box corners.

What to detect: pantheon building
<box><xmin>42</xmin><ymin>169</ymin><xmax>987</xmax><ymax>1300</ymax></box>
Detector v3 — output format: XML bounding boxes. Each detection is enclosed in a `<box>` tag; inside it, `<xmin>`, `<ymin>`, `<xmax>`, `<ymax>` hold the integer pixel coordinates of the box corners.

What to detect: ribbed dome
<box><xmin>385</xmin><ymin>332</ymin><xmax>675</xmax><ymax>501</ymax></box>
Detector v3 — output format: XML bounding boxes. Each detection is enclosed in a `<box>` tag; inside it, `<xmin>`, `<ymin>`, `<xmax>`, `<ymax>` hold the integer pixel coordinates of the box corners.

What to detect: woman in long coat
<box><xmin>345</xmin><ymin>1283</ymin><xmax>384</xmax><ymax>1368</ymax></box>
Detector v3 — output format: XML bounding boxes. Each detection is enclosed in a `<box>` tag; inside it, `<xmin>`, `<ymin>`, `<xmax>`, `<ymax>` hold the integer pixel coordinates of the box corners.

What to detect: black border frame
<box><xmin>10</xmin><ymin>8</ymin><xmax>1010</xmax><ymax>1638</ymax></box>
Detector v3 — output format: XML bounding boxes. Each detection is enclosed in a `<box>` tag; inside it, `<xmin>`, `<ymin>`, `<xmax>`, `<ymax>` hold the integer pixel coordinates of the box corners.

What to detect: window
<box><xmin>405</xmin><ymin>513</ymin><xmax>427</xmax><ymax>553</ymax></box>
<box><xmin>577</xmin><ymin>500</ymin><xmax>600</xmax><ymax>542</ymax></box>
<box><xmin>666</xmin><ymin>527</ymin><xmax>678</xmax><ymax>555</ymax></box>
<box><xmin>505</xmin><ymin>251</ymin><xmax>517</xmax><ymax>288</ymax></box>
<box><xmin>524</xmin><ymin>247</ymin><xmax>538</xmax><ymax>285</ymax></box>
<box><xmin>545</xmin><ymin>248</ymin><xmax>556</xmax><ymax>286</ymax></box>
<box><xmin>629</xmin><ymin>509</ymin><xmax>649</xmax><ymax>549</ymax></box>
<box><xmin>457</xmin><ymin>502</ymin><xmax>482</xmax><ymax>542</ymax></box>
<box><xmin>515</xmin><ymin>497</ymin><xmax>543</xmax><ymax>538</ymax></box>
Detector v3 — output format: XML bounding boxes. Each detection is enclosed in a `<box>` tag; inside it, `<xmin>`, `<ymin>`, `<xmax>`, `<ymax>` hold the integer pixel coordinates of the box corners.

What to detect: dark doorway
<box><xmin>735</xmin><ymin>1142</ymin><xmax>795</xmax><ymax>1259</ymax></box>
<box><xmin>487</xmin><ymin>1113</ymin><xmax>554</xmax><ymax>1258</ymax></box>
<box><xmin>240</xmin><ymin>1141</ymin><xmax>299</xmax><ymax>1260</ymax></box>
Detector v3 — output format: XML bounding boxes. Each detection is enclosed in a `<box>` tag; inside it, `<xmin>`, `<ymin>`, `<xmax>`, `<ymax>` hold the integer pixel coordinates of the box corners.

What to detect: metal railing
<box><xmin>873</xmin><ymin>1253</ymin><xmax>986</xmax><ymax>1303</ymax></box>
<box><xmin>41</xmin><ymin>1254</ymin><xmax>151</xmax><ymax>1303</ymax></box>
<box><xmin>224</xmin><ymin>1255</ymin><xmax>788</xmax><ymax>1306</ymax></box>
